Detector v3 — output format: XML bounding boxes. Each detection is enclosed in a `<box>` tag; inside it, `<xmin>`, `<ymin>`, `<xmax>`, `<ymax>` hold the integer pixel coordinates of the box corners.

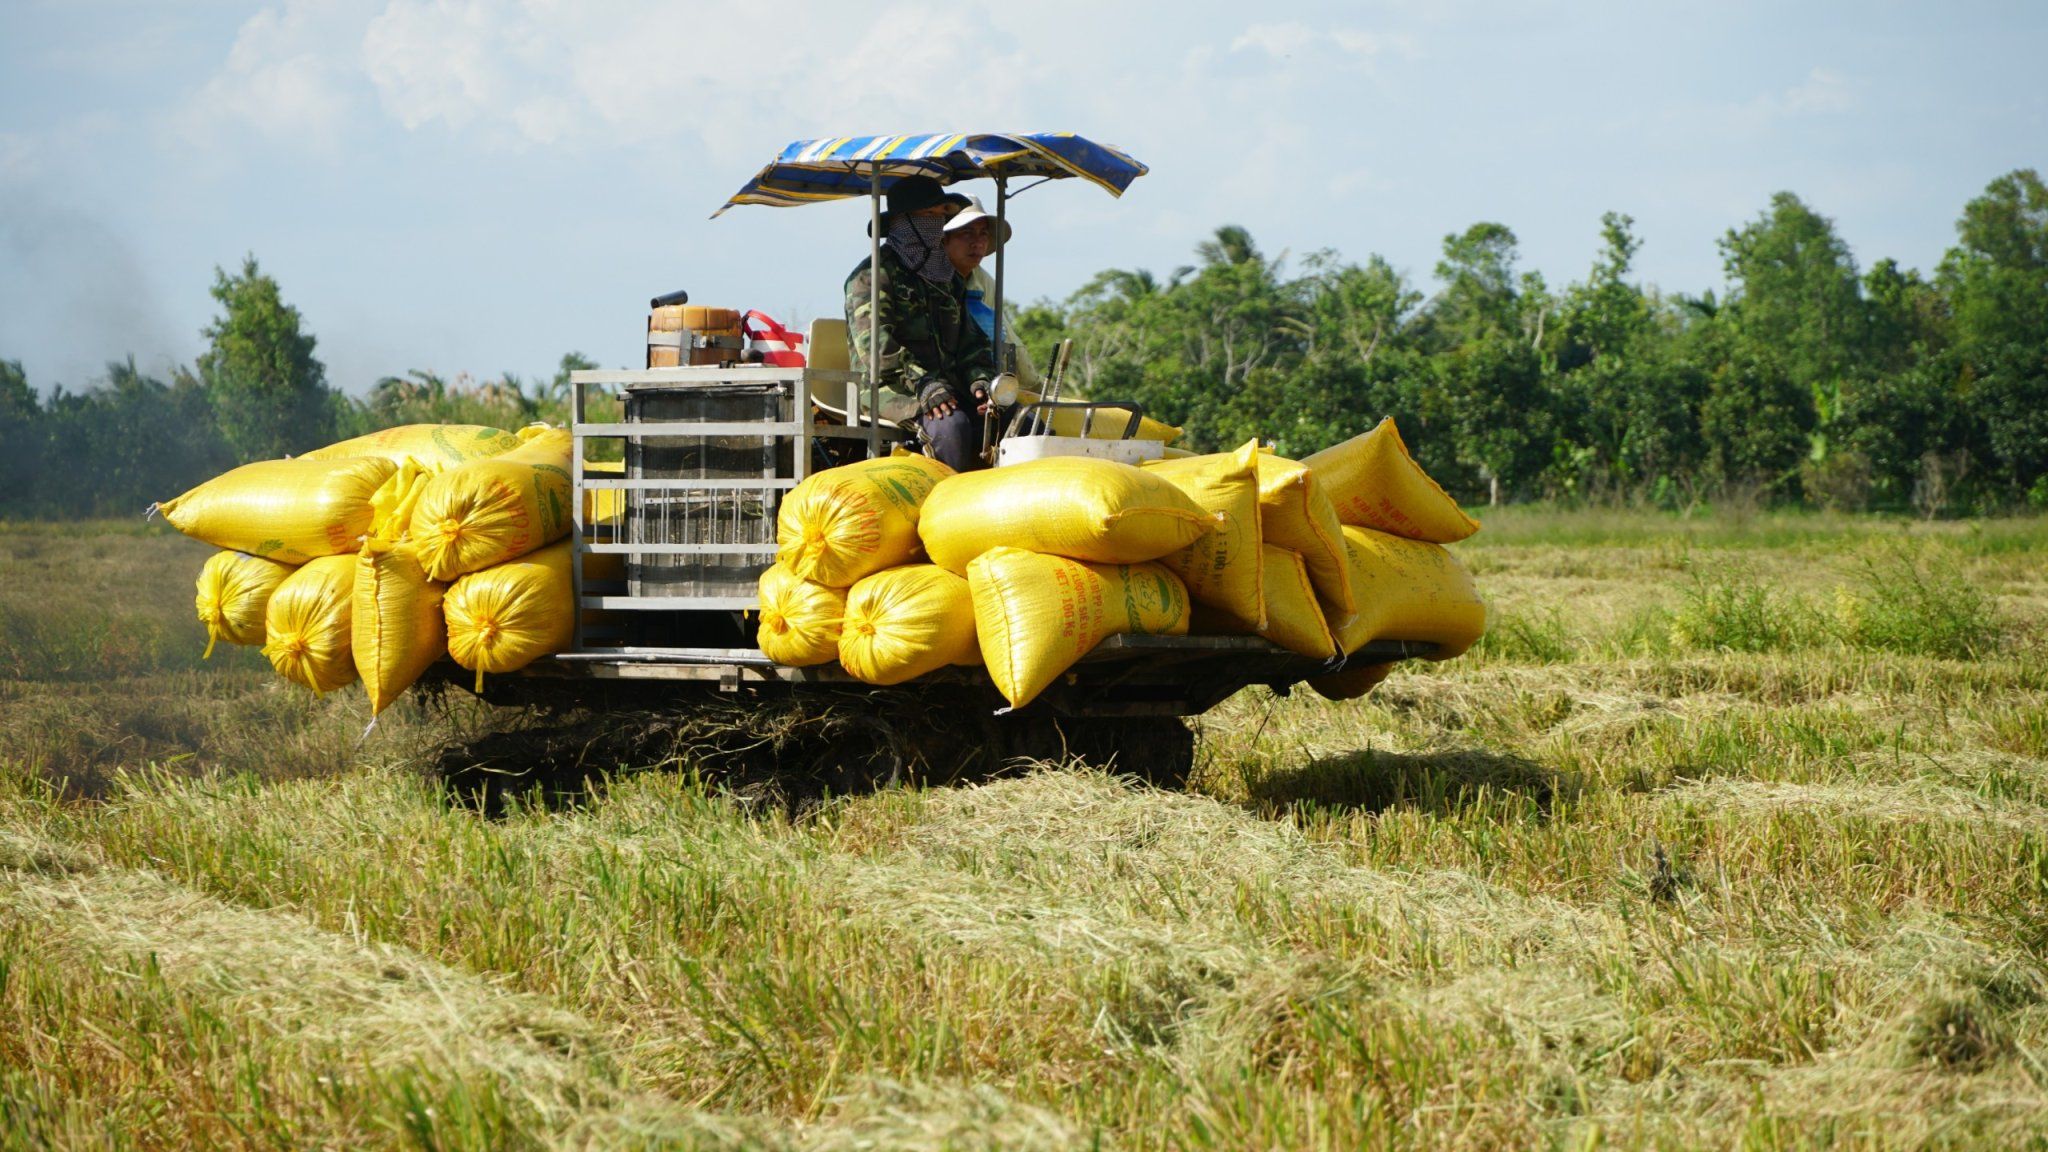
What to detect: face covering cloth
<box><xmin>886</xmin><ymin>215</ymin><xmax>956</xmax><ymax>284</ymax></box>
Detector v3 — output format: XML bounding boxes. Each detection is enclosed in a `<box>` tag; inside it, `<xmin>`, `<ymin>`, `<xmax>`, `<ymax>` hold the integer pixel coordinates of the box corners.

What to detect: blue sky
<box><xmin>2</xmin><ymin>0</ymin><xmax>2042</xmax><ymax>396</ymax></box>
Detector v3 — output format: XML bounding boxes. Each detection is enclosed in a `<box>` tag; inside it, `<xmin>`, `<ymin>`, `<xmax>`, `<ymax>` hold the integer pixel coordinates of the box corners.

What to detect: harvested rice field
<box><xmin>3</xmin><ymin>510</ymin><xmax>2046</xmax><ymax>1149</ymax></box>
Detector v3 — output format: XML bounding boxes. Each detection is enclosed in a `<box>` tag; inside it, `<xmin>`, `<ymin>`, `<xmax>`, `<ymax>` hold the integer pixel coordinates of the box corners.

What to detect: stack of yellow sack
<box><xmin>759</xmin><ymin>453</ymin><xmax>978</xmax><ymax>687</ymax></box>
<box><xmin>757</xmin><ymin>416</ymin><xmax>1488</xmax><ymax>709</ymax></box>
<box><xmin>1152</xmin><ymin>418</ymin><xmax>1487</xmax><ymax>698</ymax></box>
<box><xmin>1294</xmin><ymin>417</ymin><xmax>1487</xmax><ymax>699</ymax></box>
<box><xmin>762</xmin><ymin>453</ymin><xmax>1214</xmax><ymax>708</ymax></box>
<box><xmin>165</xmin><ymin>422</ymin><xmax>592</xmax><ymax>713</ymax></box>
<box><xmin>175</xmin><ymin>413</ymin><xmax>1488</xmax><ymax>717</ymax></box>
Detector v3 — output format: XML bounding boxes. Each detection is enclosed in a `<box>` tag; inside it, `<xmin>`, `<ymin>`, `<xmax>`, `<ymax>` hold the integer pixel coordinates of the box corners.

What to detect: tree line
<box><xmin>2</xmin><ymin>168</ymin><xmax>2043</xmax><ymax>519</ymax></box>
<box><xmin>1016</xmin><ymin>167</ymin><xmax>2048</xmax><ymax>514</ymax></box>
<box><xmin>0</xmin><ymin>257</ymin><xmax>592</xmax><ymax>519</ymax></box>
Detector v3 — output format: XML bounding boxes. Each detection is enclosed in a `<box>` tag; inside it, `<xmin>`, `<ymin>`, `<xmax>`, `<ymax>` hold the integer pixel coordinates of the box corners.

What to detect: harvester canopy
<box><xmin>713</xmin><ymin>131</ymin><xmax>1148</xmax><ymax>214</ymax></box>
<box><xmin>713</xmin><ymin>130</ymin><xmax>1150</xmax><ymax>447</ymax></box>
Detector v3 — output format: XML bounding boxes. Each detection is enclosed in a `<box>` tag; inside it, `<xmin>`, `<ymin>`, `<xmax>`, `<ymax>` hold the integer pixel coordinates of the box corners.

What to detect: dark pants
<box><xmin>920</xmin><ymin>406</ymin><xmax>986</xmax><ymax>472</ymax></box>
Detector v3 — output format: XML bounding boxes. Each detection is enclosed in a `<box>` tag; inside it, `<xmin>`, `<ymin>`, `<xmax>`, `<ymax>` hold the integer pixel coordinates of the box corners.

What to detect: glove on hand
<box><xmin>916</xmin><ymin>376</ymin><xmax>958</xmax><ymax>416</ymax></box>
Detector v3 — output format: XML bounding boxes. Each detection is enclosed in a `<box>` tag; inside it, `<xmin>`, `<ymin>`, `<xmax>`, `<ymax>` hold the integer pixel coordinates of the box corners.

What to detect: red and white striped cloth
<box><xmin>743</xmin><ymin>310</ymin><xmax>807</xmax><ymax>368</ymax></box>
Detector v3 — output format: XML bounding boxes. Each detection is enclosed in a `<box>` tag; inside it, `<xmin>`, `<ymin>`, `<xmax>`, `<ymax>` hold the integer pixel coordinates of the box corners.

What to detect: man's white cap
<box><xmin>943</xmin><ymin>195</ymin><xmax>1013</xmax><ymax>244</ymax></box>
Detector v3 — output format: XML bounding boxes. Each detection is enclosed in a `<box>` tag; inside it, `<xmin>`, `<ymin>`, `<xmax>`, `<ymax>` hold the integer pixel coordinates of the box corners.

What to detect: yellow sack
<box><xmin>446</xmin><ymin>539</ymin><xmax>576</xmax><ymax>691</ymax></box>
<box><xmin>301</xmin><ymin>423</ymin><xmax>523</xmax><ymax>468</ymax></box>
<box><xmin>582</xmin><ymin>459</ymin><xmax>627</xmax><ymax>529</ymax></box>
<box><xmin>1191</xmin><ymin>545</ymin><xmax>1338</xmax><ymax>660</ymax></box>
<box><xmin>194</xmin><ymin>550</ymin><xmax>296</xmax><ymax>658</ymax></box>
<box><xmin>365</xmin><ymin>458</ymin><xmax>439</xmax><ymax>544</ymax></box>
<box><xmin>1144</xmin><ymin>439</ymin><xmax>1265</xmax><ymax>629</ymax></box>
<box><xmin>1331</xmin><ymin>526</ymin><xmax>1487</xmax><ymax>659</ymax></box>
<box><xmin>409</xmin><ymin>427</ymin><xmax>574</xmax><ymax>581</ymax></box>
<box><xmin>1015</xmin><ymin>389</ymin><xmax>1182</xmax><ymax>445</ymax></box>
<box><xmin>1252</xmin><ymin>452</ymin><xmax>1354</xmax><ymax>617</ymax></box>
<box><xmin>577</xmin><ymin>459</ymin><xmax>628</xmax><ymax>583</ymax></box>
<box><xmin>775</xmin><ymin>455</ymin><xmax>954</xmax><ymax>586</ymax></box>
<box><xmin>968</xmin><ymin>547</ymin><xmax>1189</xmax><ymax>709</ymax></box>
<box><xmin>1304</xmin><ymin>417</ymin><xmax>1480</xmax><ymax>543</ymax></box>
<box><xmin>261</xmin><ymin>553</ymin><xmax>358</xmax><ymax>693</ymax></box>
<box><xmin>1309</xmin><ymin>661</ymin><xmax>1395</xmax><ymax>702</ymax></box>
<box><xmin>922</xmin><ymin>457</ymin><xmax>1217</xmax><ymax>574</ymax></box>
<box><xmin>353</xmin><ymin>541</ymin><xmax>448</xmax><ymax>715</ymax></box>
<box><xmin>157</xmin><ymin>456</ymin><xmax>396</xmax><ymax>564</ymax></box>
<box><xmin>755</xmin><ymin>562</ymin><xmax>846</xmax><ymax>667</ymax></box>
<box><xmin>839</xmin><ymin>565</ymin><xmax>979</xmax><ymax>686</ymax></box>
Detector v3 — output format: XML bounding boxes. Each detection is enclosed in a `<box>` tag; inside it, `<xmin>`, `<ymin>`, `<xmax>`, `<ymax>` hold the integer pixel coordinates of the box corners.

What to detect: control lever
<box><xmin>1018</xmin><ymin>339</ymin><xmax>1074</xmax><ymax>437</ymax></box>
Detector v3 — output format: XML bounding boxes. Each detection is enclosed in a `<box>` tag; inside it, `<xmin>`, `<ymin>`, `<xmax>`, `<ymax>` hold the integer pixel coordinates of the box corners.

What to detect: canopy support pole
<box><xmin>867</xmin><ymin>166</ymin><xmax>882</xmax><ymax>458</ymax></box>
<box><xmin>993</xmin><ymin>176</ymin><xmax>1007</xmax><ymax>377</ymax></box>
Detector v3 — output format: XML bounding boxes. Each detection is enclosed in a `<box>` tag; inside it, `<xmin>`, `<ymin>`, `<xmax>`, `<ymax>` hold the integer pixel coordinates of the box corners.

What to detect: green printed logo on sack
<box><xmin>1120</xmin><ymin>565</ymin><xmax>1189</xmax><ymax>635</ymax></box>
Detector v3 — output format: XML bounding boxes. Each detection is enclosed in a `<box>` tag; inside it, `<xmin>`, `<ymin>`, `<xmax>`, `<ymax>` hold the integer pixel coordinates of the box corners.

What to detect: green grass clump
<box><xmin>1665</xmin><ymin>543</ymin><xmax>2006</xmax><ymax>660</ymax></box>
<box><xmin>1668</xmin><ymin>565</ymin><xmax>1818</xmax><ymax>653</ymax></box>
<box><xmin>1832</xmin><ymin>542</ymin><xmax>2004</xmax><ymax>659</ymax></box>
<box><xmin>1474</xmin><ymin>607</ymin><xmax>1577</xmax><ymax>663</ymax></box>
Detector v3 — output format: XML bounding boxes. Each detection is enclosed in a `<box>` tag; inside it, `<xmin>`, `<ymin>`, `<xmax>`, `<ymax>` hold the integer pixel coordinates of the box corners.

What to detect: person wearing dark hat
<box><xmin>844</xmin><ymin>175</ymin><xmax>997</xmax><ymax>471</ymax></box>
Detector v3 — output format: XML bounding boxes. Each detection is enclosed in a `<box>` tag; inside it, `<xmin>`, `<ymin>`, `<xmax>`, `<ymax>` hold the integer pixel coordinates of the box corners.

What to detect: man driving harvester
<box><xmin>843</xmin><ymin>175</ymin><xmax>997</xmax><ymax>472</ymax></box>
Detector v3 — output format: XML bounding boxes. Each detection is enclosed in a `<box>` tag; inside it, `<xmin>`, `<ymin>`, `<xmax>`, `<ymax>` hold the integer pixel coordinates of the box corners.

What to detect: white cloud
<box><xmin>1332</xmin><ymin>29</ymin><xmax>1416</xmax><ymax>61</ymax></box>
<box><xmin>1676</xmin><ymin>65</ymin><xmax>1861</xmax><ymax>142</ymax></box>
<box><xmin>1230</xmin><ymin>21</ymin><xmax>1410</xmax><ymax>66</ymax></box>
<box><xmin>348</xmin><ymin>1</ymin><xmax>1053</xmax><ymax>159</ymax></box>
<box><xmin>1232</xmin><ymin>21</ymin><xmax>1317</xmax><ymax>59</ymax></box>
<box><xmin>1782</xmin><ymin>67</ymin><xmax>1854</xmax><ymax>115</ymax></box>
<box><xmin>173</xmin><ymin>0</ymin><xmax>374</xmax><ymax>154</ymax></box>
<box><xmin>361</xmin><ymin>0</ymin><xmax>573</xmax><ymax>141</ymax></box>
<box><xmin>360</xmin><ymin>0</ymin><xmax>501</xmax><ymax>130</ymax></box>
<box><xmin>1329</xmin><ymin>168</ymin><xmax>1395</xmax><ymax>199</ymax></box>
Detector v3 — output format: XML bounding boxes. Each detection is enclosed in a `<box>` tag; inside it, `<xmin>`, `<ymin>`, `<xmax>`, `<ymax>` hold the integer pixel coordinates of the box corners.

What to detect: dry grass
<box><xmin>3</xmin><ymin>511</ymin><xmax>2047</xmax><ymax>1148</ymax></box>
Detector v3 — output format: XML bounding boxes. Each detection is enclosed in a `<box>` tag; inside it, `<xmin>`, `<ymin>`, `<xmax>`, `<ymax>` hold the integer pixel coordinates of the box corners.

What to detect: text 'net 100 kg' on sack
<box><xmin>919</xmin><ymin>457</ymin><xmax>1220</xmax><ymax>574</ymax></box>
<box><xmin>775</xmin><ymin>454</ymin><xmax>955</xmax><ymax>587</ymax></box>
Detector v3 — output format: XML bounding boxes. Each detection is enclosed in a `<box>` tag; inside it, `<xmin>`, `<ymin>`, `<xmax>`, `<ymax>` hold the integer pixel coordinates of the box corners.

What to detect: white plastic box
<box><xmin>995</xmin><ymin>435</ymin><xmax>1166</xmax><ymax>467</ymax></box>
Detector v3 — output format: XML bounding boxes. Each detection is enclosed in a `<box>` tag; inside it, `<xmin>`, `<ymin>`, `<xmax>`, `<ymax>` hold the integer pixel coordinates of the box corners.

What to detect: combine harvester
<box><xmin>163</xmin><ymin>131</ymin><xmax>1483</xmax><ymax>786</ymax></box>
<box><xmin>461</xmin><ymin>131</ymin><xmax>1465</xmax><ymax>781</ymax></box>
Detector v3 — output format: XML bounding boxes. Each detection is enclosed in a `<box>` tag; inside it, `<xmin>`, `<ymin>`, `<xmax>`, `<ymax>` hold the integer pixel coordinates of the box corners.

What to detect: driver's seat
<box><xmin>806</xmin><ymin>318</ymin><xmax>851</xmax><ymax>372</ymax></box>
<box><xmin>804</xmin><ymin>318</ymin><xmax>914</xmax><ymax>439</ymax></box>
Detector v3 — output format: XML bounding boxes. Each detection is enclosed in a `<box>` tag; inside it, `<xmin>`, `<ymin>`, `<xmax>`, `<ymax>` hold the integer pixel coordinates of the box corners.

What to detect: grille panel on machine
<box><xmin>624</xmin><ymin>383</ymin><xmax>792</xmax><ymax>600</ymax></box>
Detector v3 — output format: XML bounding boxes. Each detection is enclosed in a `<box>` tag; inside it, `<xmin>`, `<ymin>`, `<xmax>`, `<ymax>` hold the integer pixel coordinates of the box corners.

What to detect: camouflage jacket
<box><xmin>844</xmin><ymin>248</ymin><xmax>995</xmax><ymax>407</ymax></box>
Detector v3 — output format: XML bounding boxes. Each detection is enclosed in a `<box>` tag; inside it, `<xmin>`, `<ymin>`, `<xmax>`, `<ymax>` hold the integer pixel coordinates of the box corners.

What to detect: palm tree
<box><xmin>1196</xmin><ymin>224</ymin><xmax>1263</xmax><ymax>268</ymax></box>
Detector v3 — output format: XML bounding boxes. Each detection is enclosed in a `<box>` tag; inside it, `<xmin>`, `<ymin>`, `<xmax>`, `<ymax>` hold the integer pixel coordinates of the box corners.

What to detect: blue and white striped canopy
<box><xmin>714</xmin><ymin>132</ymin><xmax>1147</xmax><ymax>216</ymax></box>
